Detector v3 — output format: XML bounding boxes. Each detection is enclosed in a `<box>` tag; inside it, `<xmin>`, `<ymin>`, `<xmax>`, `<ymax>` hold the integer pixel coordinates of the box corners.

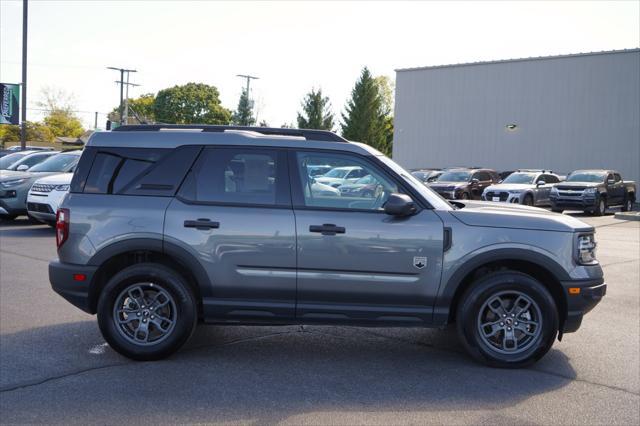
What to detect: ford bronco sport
<box><xmin>49</xmin><ymin>125</ymin><xmax>606</xmax><ymax>367</ymax></box>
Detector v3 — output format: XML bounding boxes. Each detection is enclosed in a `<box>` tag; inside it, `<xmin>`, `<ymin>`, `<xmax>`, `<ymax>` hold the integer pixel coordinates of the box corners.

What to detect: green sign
<box><xmin>0</xmin><ymin>83</ymin><xmax>20</xmax><ymax>125</ymax></box>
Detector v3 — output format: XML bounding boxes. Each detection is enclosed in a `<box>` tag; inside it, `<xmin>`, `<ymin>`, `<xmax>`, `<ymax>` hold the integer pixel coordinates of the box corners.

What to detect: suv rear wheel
<box><xmin>97</xmin><ymin>263</ymin><xmax>197</xmax><ymax>361</ymax></box>
<box><xmin>456</xmin><ymin>271</ymin><xmax>558</xmax><ymax>368</ymax></box>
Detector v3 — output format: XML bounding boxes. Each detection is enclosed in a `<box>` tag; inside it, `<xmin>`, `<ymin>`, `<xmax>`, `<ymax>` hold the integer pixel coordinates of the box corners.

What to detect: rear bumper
<box><xmin>49</xmin><ymin>260</ymin><xmax>98</xmax><ymax>314</ymax></box>
<box><xmin>561</xmin><ymin>277</ymin><xmax>606</xmax><ymax>333</ymax></box>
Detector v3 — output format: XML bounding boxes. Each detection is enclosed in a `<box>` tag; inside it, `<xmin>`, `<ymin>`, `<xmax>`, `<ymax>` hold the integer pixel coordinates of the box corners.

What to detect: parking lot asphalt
<box><xmin>0</xmin><ymin>213</ymin><xmax>638</xmax><ymax>425</ymax></box>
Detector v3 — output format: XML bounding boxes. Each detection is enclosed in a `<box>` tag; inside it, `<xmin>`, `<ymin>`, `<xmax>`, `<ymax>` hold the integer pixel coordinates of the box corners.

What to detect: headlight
<box><xmin>1</xmin><ymin>178</ymin><xmax>27</xmax><ymax>188</ymax></box>
<box><xmin>54</xmin><ymin>184</ymin><xmax>70</xmax><ymax>191</ymax></box>
<box><xmin>508</xmin><ymin>190</ymin><xmax>522</xmax><ymax>194</ymax></box>
<box><xmin>584</xmin><ymin>188</ymin><xmax>597</xmax><ymax>194</ymax></box>
<box><xmin>576</xmin><ymin>234</ymin><xmax>598</xmax><ymax>265</ymax></box>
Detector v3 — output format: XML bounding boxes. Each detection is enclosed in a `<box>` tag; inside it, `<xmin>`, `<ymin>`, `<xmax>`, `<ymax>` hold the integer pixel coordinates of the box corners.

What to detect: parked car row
<box><xmin>408</xmin><ymin>166</ymin><xmax>635</xmax><ymax>215</ymax></box>
<box><xmin>0</xmin><ymin>150</ymin><xmax>81</xmax><ymax>223</ymax></box>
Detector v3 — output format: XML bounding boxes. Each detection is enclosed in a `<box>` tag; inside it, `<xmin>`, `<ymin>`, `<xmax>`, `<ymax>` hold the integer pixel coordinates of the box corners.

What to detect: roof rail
<box><xmin>112</xmin><ymin>124</ymin><xmax>348</xmax><ymax>142</ymax></box>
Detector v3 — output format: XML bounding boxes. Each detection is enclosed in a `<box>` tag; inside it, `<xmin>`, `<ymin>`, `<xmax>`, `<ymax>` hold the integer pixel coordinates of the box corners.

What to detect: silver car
<box><xmin>482</xmin><ymin>170</ymin><xmax>562</xmax><ymax>206</ymax></box>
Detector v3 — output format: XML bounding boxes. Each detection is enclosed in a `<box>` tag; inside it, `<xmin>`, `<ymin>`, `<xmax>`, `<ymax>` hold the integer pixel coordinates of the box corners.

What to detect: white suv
<box><xmin>27</xmin><ymin>173</ymin><xmax>72</xmax><ymax>225</ymax></box>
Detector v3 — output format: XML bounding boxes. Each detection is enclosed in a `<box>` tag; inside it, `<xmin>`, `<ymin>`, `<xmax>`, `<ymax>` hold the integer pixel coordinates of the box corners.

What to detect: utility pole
<box><xmin>236</xmin><ymin>74</ymin><xmax>259</xmax><ymax>101</ymax></box>
<box><xmin>94</xmin><ymin>111</ymin><xmax>98</xmax><ymax>129</ymax></box>
<box><xmin>20</xmin><ymin>0</ymin><xmax>28</xmax><ymax>150</ymax></box>
<box><xmin>107</xmin><ymin>67</ymin><xmax>136</xmax><ymax>125</ymax></box>
<box><xmin>122</xmin><ymin>71</ymin><xmax>140</xmax><ymax>125</ymax></box>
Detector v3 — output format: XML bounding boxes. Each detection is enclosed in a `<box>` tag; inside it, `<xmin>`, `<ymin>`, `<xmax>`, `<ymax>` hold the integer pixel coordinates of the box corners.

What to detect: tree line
<box><xmin>113</xmin><ymin>67</ymin><xmax>394</xmax><ymax>155</ymax></box>
<box><xmin>0</xmin><ymin>67</ymin><xmax>394</xmax><ymax>156</ymax></box>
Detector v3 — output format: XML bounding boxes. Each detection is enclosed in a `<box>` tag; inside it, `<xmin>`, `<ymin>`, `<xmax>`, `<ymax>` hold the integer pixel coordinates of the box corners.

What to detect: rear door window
<box><xmin>178</xmin><ymin>147</ymin><xmax>289</xmax><ymax>206</ymax></box>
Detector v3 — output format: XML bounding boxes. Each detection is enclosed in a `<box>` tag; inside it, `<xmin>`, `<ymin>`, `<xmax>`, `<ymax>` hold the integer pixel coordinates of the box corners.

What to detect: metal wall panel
<box><xmin>393</xmin><ymin>50</ymin><xmax>640</xmax><ymax>185</ymax></box>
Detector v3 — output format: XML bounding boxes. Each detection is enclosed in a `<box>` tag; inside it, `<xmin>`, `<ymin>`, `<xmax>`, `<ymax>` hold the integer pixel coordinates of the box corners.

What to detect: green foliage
<box><xmin>232</xmin><ymin>88</ymin><xmax>255</xmax><ymax>126</ymax></box>
<box><xmin>0</xmin><ymin>122</ymin><xmax>55</xmax><ymax>143</ymax></box>
<box><xmin>341</xmin><ymin>67</ymin><xmax>393</xmax><ymax>156</ymax></box>
<box><xmin>43</xmin><ymin>111</ymin><xmax>84</xmax><ymax>138</ymax></box>
<box><xmin>154</xmin><ymin>82</ymin><xmax>231</xmax><ymax>124</ymax></box>
<box><xmin>297</xmin><ymin>88</ymin><xmax>334</xmax><ymax>130</ymax></box>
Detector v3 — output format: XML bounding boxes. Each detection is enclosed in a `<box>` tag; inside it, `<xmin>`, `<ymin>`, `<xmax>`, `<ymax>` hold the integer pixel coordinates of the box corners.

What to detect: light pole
<box><xmin>20</xmin><ymin>0</ymin><xmax>28</xmax><ymax>150</ymax></box>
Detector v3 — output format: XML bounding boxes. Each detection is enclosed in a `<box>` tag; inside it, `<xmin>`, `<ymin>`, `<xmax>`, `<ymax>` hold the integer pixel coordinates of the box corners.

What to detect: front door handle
<box><xmin>309</xmin><ymin>224</ymin><xmax>346</xmax><ymax>236</ymax></box>
<box><xmin>184</xmin><ymin>218</ymin><xmax>220</xmax><ymax>230</ymax></box>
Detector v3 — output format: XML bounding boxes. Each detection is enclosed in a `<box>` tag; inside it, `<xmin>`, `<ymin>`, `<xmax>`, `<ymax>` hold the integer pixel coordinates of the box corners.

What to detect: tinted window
<box><xmin>566</xmin><ymin>172</ymin><xmax>606</xmax><ymax>183</ymax></box>
<box><xmin>438</xmin><ymin>171</ymin><xmax>471</xmax><ymax>182</ymax></box>
<box><xmin>0</xmin><ymin>152</ymin><xmax>27</xmax><ymax>169</ymax></box>
<box><xmin>295</xmin><ymin>152</ymin><xmax>399</xmax><ymax>211</ymax></box>
<box><xmin>179</xmin><ymin>147</ymin><xmax>284</xmax><ymax>206</ymax></box>
<box><xmin>543</xmin><ymin>174</ymin><xmax>560</xmax><ymax>184</ymax></box>
<box><xmin>476</xmin><ymin>171</ymin><xmax>491</xmax><ymax>181</ymax></box>
<box><xmin>83</xmin><ymin>149</ymin><xmax>166</xmax><ymax>194</ymax></box>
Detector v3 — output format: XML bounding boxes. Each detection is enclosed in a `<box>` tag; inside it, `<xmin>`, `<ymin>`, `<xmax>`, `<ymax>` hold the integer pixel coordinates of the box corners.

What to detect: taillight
<box><xmin>56</xmin><ymin>208</ymin><xmax>70</xmax><ymax>249</ymax></box>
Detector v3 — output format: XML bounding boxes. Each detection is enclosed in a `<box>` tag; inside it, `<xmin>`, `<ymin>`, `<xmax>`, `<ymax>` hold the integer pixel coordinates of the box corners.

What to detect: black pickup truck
<box><xmin>550</xmin><ymin>169</ymin><xmax>636</xmax><ymax>215</ymax></box>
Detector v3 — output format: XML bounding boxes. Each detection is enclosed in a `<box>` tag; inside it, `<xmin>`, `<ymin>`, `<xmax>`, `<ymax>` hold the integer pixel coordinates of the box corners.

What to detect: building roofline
<box><xmin>395</xmin><ymin>48</ymin><xmax>640</xmax><ymax>73</ymax></box>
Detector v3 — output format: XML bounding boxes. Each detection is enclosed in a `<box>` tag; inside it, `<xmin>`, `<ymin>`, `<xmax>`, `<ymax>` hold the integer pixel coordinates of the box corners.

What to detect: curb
<box><xmin>614</xmin><ymin>212</ymin><xmax>640</xmax><ymax>221</ymax></box>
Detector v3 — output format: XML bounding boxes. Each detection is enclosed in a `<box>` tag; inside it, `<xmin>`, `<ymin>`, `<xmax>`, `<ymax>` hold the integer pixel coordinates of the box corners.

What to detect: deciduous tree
<box><xmin>154</xmin><ymin>82</ymin><xmax>231</xmax><ymax>124</ymax></box>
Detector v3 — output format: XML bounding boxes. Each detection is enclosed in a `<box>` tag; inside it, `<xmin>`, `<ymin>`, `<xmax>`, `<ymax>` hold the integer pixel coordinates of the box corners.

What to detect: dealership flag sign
<box><xmin>0</xmin><ymin>83</ymin><xmax>20</xmax><ymax>125</ymax></box>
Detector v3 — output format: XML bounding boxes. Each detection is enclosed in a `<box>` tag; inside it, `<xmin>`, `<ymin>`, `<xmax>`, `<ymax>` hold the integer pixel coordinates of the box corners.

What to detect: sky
<box><xmin>1</xmin><ymin>0</ymin><xmax>639</xmax><ymax>128</ymax></box>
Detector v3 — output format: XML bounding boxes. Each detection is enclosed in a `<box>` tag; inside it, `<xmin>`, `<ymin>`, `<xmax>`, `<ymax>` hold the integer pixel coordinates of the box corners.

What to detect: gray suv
<box><xmin>49</xmin><ymin>125</ymin><xmax>605</xmax><ymax>367</ymax></box>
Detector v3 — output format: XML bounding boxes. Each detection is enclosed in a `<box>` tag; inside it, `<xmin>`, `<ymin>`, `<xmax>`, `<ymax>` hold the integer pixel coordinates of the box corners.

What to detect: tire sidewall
<box><xmin>97</xmin><ymin>263</ymin><xmax>197</xmax><ymax>361</ymax></box>
<box><xmin>457</xmin><ymin>272</ymin><xmax>558</xmax><ymax>368</ymax></box>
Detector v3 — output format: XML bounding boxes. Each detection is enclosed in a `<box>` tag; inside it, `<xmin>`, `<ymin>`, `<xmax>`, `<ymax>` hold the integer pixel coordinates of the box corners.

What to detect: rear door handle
<box><xmin>309</xmin><ymin>224</ymin><xmax>346</xmax><ymax>236</ymax></box>
<box><xmin>184</xmin><ymin>218</ymin><xmax>220</xmax><ymax>230</ymax></box>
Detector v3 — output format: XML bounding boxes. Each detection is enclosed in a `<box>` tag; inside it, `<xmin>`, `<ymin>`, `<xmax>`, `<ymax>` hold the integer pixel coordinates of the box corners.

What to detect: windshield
<box><xmin>355</xmin><ymin>175</ymin><xmax>375</xmax><ymax>184</ymax></box>
<box><xmin>566</xmin><ymin>172</ymin><xmax>606</xmax><ymax>183</ymax></box>
<box><xmin>503</xmin><ymin>172</ymin><xmax>536</xmax><ymax>184</ymax></box>
<box><xmin>0</xmin><ymin>152</ymin><xmax>28</xmax><ymax>169</ymax></box>
<box><xmin>377</xmin><ymin>156</ymin><xmax>452</xmax><ymax>211</ymax></box>
<box><xmin>437</xmin><ymin>171</ymin><xmax>471</xmax><ymax>182</ymax></box>
<box><xmin>324</xmin><ymin>168</ymin><xmax>349</xmax><ymax>178</ymax></box>
<box><xmin>29</xmin><ymin>153</ymin><xmax>78</xmax><ymax>172</ymax></box>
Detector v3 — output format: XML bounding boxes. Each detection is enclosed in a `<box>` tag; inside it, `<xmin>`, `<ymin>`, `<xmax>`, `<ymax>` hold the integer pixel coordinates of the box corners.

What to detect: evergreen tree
<box><xmin>341</xmin><ymin>67</ymin><xmax>393</xmax><ymax>155</ymax></box>
<box><xmin>297</xmin><ymin>88</ymin><xmax>334</xmax><ymax>130</ymax></box>
<box><xmin>232</xmin><ymin>88</ymin><xmax>255</xmax><ymax>126</ymax></box>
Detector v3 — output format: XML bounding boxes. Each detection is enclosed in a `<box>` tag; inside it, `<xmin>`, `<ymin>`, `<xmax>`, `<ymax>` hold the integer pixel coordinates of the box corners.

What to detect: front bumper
<box><xmin>49</xmin><ymin>260</ymin><xmax>98</xmax><ymax>314</ymax></box>
<box><xmin>561</xmin><ymin>277</ymin><xmax>606</xmax><ymax>333</ymax></box>
<box><xmin>550</xmin><ymin>195</ymin><xmax>597</xmax><ymax>210</ymax></box>
<box><xmin>483</xmin><ymin>191</ymin><xmax>524</xmax><ymax>204</ymax></box>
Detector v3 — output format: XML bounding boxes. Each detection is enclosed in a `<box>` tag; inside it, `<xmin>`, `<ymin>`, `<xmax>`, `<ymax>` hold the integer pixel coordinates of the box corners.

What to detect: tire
<box><xmin>551</xmin><ymin>208</ymin><xmax>563</xmax><ymax>213</ymax></box>
<box><xmin>456</xmin><ymin>271</ymin><xmax>558</xmax><ymax>368</ymax></box>
<box><xmin>523</xmin><ymin>194</ymin><xmax>534</xmax><ymax>206</ymax></box>
<box><xmin>0</xmin><ymin>214</ymin><xmax>17</xmax><ymax>222</ymax></box>
<box><xmin>460</xmin><ymin>192</ymin><xmax>470</xmax><ymax>200</ymax></box>
<box><xmin>622</xmin><ymin>195</ymin><xmax>634</xmax><ymax>212</ymax></box>
<box><xmin>97</xmin><ymin>262</ymin><xmax>198</xmax><ymax>361</ymax></box>
<box><xmin>593</xmin><ymin>196</ymin><xmax>606</xmax><ymax>216</ymax></box>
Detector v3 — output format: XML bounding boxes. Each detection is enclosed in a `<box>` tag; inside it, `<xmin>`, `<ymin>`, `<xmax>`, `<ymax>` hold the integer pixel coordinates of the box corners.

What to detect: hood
<box><xmin>450</xmin><ymin>200</ymin><xmax>593</xmax><ymax>232</ymax></box>
<box><xmin>429</xmin><ymin>182</ymin><xmax>467</xmax><ymax>189</ymax></box>
<box><xmin>556</xmin><ymin>182</ymin><xmax>601</xmax><ymax>189</ymax></box>
<box><xmin>485</xmin><ymin>183</ymin><xmax>533</xmax><ymax>192</ymax></box>
<box><xmin>0</xmin><ymin>170</ymin><xmax>32</xmax><ymax>182</ymax></box>
<box><xmin>33</xmin><ymin>173</ymin><xmax>73</xmax><ymax>185</ymax></box>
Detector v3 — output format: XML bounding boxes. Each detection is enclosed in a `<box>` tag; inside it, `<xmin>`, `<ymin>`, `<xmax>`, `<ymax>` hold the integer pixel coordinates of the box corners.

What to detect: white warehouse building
<box><xmin>392</xmin><ymin>49</ymin><xmax>640</xmax><ymax>184</ymax></box>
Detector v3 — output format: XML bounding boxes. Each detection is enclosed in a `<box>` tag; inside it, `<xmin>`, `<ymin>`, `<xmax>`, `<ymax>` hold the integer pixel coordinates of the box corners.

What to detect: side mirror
<box><xmin>471</xmin><ymin>178</ymin><xmax>479</xmax><ymax>184</ymax></box>
<box><xmin>537</xmin><ymin>180</ymin><xmax>546</xmax><ymax>187</ymax></box>
<box><xmin>16</xmin><ymin>164</ymin><xmax>29</xmax><ymax>171</ymax></box>
<box><xmin>384</xmin><ymin>193</ymin><xmax>417</xmax><ymax>217</ymax></box>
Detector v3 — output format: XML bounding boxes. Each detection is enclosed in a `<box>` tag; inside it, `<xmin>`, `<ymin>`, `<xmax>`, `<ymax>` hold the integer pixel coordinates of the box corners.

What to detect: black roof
<box><xmin>112</xmin><ymin>124</ymin><xmax>348</xmax><ymax>143</ymax></box>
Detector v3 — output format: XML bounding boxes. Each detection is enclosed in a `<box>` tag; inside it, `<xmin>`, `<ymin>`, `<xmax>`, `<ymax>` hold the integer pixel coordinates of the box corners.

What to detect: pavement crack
<box><xmin>0</xmin><ymin>362</ymin><xmax>130</xmax><ymax>393</ymax></box>
<box><xmin>0</xmin><ymin>249</ymin><xmax>50</xmax><ymax>264</ymax></box>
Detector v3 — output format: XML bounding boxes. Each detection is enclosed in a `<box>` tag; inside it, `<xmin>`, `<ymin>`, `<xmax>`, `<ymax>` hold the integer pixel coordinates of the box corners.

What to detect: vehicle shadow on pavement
<box><xmin>0</xmin><ymin>320</ymin><xmax>576</xmax><ymax>424</ymax></box>
<box><xmin>0</xmin><ymin>217</ymin><xmax>52</xmax><ymax>237</ymax></box>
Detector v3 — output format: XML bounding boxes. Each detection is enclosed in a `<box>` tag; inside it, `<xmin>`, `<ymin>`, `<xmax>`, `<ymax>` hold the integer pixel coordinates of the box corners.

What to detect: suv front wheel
<box><xmin>456</xmin><ymin>271</ymin><xmax>558</xmax><ymax>368</ymax></box>
<box><xmin>97</xmin><ymin>263</ymin><xmax>197</xmax><ymax>361</ymax></box>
